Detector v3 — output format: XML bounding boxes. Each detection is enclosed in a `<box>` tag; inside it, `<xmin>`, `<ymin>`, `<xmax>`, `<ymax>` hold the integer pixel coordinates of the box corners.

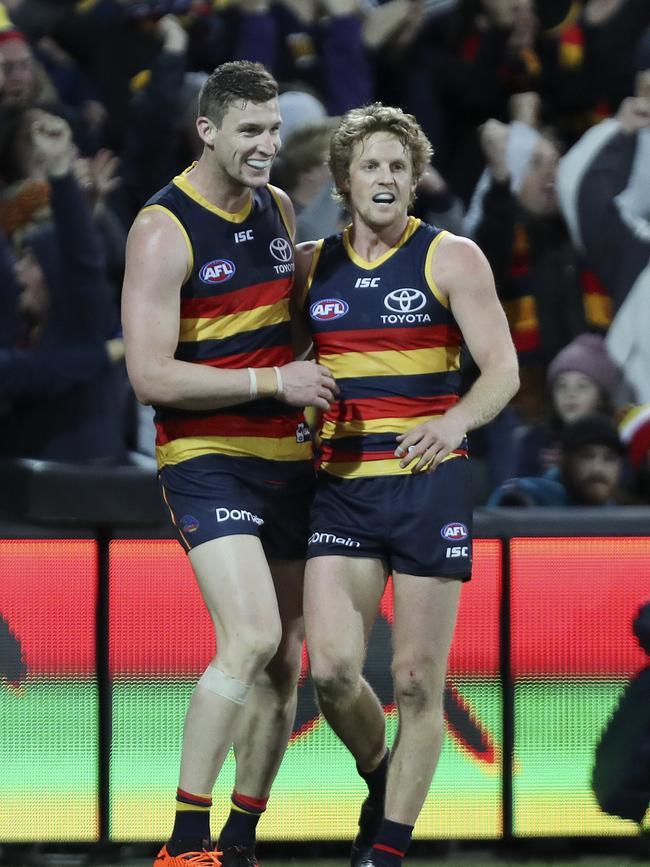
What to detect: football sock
<box><xmin>357</xmin><ymin>750</ymin><xmax>389</xmax><ymax>806</ymax></box>
<box><xmin>218</xmin><ymin>791</ymin><xmax>268</xmax><ymax>849</ymax></box>
<box><xmin>168</xmin><ymin>788</ymin><xmax>212</xmax><ymax>855</ymax></box>
<box><xmin>370</xmin><ymin>818</ymin><xmax>413</xmax><ymax>867</ymax></box>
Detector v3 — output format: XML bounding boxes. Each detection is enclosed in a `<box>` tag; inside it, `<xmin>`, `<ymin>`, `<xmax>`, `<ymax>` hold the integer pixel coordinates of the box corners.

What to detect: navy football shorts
<box><xmin>159</xmin><ymin>453</ymin><xmax>314</xmax><ymax>559</ymax></box>
<box><xmin>307</xmin><ymin>457</ymin><xmax>473</xmax><ymax>579</ymax></box>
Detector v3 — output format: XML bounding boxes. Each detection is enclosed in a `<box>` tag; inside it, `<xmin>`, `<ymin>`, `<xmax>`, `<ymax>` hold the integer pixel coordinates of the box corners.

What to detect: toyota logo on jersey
<box><xmin>310</xmin><ymin>298</ymin><xmax>349</xmax><ymax>321</ymax></box>
<box><xmin>384</xmin><ymin>288</ymin><xmax>427</xmax><ymax>313</ymax></box>
<box><xmin>199</xmin><ymin>259</ymin><xmax>236</xmax><ymax>284</ymax></box>
<box><xmin>269</xmin><ymin>237</ymin><xmax>292</xmax><ymax>262</ymax></box>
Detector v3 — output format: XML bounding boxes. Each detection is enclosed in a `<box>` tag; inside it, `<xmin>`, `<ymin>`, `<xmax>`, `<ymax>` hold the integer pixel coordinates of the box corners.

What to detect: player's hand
<box><xmin>394</xmin><ymin>414</ymin><xmax>466</xmax><ymax>473</ymax></box>
<box><xmin>278</xmin><ymin>360</ymin><xmax>339</xmax><ymax>411</ymax></box>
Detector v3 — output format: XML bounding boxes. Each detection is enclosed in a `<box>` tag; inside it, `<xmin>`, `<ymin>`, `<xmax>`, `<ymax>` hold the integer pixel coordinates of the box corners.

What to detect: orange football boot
<box><xmin>154</xmin><ymin>845</ymin><xmax>222</xmax><ymax>865</ymax></box>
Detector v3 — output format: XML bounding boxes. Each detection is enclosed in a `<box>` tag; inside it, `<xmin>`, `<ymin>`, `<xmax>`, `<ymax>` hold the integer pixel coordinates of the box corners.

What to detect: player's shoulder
<box><xmin>432</xmin><ymin>232</ymin><xmax>489</xmax><ymax>276</ymax></box>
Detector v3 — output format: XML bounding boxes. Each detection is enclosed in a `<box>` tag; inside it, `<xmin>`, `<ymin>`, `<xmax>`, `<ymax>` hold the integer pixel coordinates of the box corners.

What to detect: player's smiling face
<box><xmin>211</xmin><ymin>97</ymin><xmax>282</xmax><ymax>189</ymax></box>
<box><xmin>345</xmin><ymin>132</ymin><xmax>415</xmax><ymax>230</ymax></box>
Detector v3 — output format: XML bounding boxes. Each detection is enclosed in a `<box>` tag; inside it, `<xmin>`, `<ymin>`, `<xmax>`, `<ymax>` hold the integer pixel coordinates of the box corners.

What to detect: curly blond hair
<box><xmin>329</xmin><ymin>103</ymin><xmax>433</xmax><ymax>206</ymax></box>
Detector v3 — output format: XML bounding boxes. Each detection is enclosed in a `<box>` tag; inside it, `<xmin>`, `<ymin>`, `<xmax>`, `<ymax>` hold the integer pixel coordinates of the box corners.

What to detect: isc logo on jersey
<box><xmin>200</xmin><ymin>259</ymin><xmax>236</xmax><ymax>284</ymax></box>
<box><xmin>310</xmin><ymin>299</ymin><xmax>349</xmax><ymax>321</ymax></box>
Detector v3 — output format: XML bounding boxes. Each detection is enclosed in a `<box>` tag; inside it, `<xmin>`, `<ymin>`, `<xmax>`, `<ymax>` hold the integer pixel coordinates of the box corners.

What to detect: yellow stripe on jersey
<box><xmin>299</xmin><ymin>238</ymin><xmax>324</xmax><ymax>307</ymax></box>
<box><xmin>140</xmin><ymin>204</ymin><xmax>194</xmax><ymax>283</ymax></box>
<box><xmin>424</xmin><ymin>230</ymin><xmax>449</xmax><ymax>309</ymax></box>
<box><xmin>321</xmin><ymin>451</ymin><xmax>461</xmax><ymax>478</ymax></box>
<box><xmin>343</xmin><ymin>216</ymin><xmax>421</xmax><ymax>270</ymax></box>
<box><xmin>321</xmin><ymin>414</ymin><xmax>441</xmax><ymax>439</ymax></box>
<box><xmin>268</xmin><ymin>184</ymin><xmax>294</xmax><ymax>240</ymax></box>
<box><xmin>179</xmin><ymin>299</ymin><xmax>290</xmax><ymax>342</ymax></box>
<box><xmin>157</xmin><ymin>435</ymin><xmax>312</xmax><ymax>467</ymax></box>
<box><xmin>319</xmin><ymin>346</ymin><xmax>461</xmax><ymax>380</ymax></box>
<box><xmin>173</xmin><ymin>166</ymin><xmax>253</xmax><ymax>223</ymax></box>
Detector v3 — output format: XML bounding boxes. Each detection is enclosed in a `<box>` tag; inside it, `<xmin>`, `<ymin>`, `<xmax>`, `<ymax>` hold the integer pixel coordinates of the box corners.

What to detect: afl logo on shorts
<box><xmin>310</xmin><ymin>299</ymin><xmax>349</xmax><ymax>321</ymax></box>
<box><xmin>200</xmin><ymin>259</ymin><xmax>236</xmax><ymax>284</ymax></box>
<box><xmin>269</xmin><ymin>237</ymin><xmax>292</xmax><ymax>262</ymax></box>
<box><xmin>441</xmin><ymin>522</ymin><xmax>468</xmax><ymax>541</ymax></box>
<box><xmin>180</xmin><ymin>515</ymin><xmax>200</xmax><ymax>533</ymax></box>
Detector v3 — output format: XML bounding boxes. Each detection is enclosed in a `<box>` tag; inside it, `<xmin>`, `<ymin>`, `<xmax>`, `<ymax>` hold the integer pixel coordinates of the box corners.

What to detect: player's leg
<box><xmin>304</xmin><ymin>555</ymin><xmax>389</xmax><ymax>864</ymax></box>
<box><xmin>157</xmin><ymin>535</ymin><xmax>281</xmax><ymax>864</ymax></box>
<box><xmin>364</xmin><ymin>572</ymin><xmax>461</xmax><ymax>867</ymax></box>
<box><xmin>217</xmin><ymin>558</ymin><xmax>305</xmax><ymax>865</ymax></box>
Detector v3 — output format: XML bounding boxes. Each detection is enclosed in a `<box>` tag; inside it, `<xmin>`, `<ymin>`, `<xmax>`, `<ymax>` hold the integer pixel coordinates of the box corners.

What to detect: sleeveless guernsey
<box><xmin>142</xmin><ymin>167</ymin><xmax>311</xmax><ymax>469</ymax></box>
<box><xmin>304</xmin><ymin>217</ymin><xmax>466</xmax><ymax>478</ymax></box>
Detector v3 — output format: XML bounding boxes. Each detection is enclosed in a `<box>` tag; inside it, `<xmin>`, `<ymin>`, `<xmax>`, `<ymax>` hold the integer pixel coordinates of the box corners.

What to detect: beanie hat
<box><xmin>560</xmin><ymin>413</ymin><xmax>625</xmax><ymax>455</ymax></box>
<box><xmin>278</xmin><ymin>91</ymin><xmax>326</xmax><ymax>139</ymax></box>
<box><xmin>619</xmin><ymin>404</ymin><xmax>650</xmax><ymax>467</ymax></box>
<box><xmin>547</xmin><ymin>333</ymin><xmax>620</xmax><ymax>397</ymax></box>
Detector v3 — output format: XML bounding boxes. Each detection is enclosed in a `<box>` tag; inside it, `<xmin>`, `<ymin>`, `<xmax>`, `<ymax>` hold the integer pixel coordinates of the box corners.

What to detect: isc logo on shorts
<box><xmin>200</xmin><ymin>259</ymin><xmax>236</xmax><ymax>284</ymax></box>
<box><xmin>310</xmin><ymin>299</ymin><xmax>349</xmax><ymax>321</ymax></box>
<box><xmin>216</xmin><ymin>508</ymin><xmax>264</xmax><ymax>525</ymax></box>
<box><xmin>441</xmin><ymin>522</ymin><xmax>468</xmax><ymax>540</ymax></box>
<box><xmin>446</xmin><ymin>546</ymin><xmax>469</xmax><ymax>558</ymax></box>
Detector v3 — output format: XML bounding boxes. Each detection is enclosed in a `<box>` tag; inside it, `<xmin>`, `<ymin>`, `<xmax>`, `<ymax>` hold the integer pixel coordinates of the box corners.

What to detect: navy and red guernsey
<box><xmin>303</xmin><ymin>217</ymin><xmax>467</xmax><ymax>478</ymax></box>
<box><xmin>143</xmin><ymin>166</ymin><xmax>311</xmax><ymax>469</ymax></box>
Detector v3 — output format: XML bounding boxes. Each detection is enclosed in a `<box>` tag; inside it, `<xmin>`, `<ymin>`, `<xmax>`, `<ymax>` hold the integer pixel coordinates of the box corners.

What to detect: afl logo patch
<box><xmin>310</xmin><ymin>298</ymin><xmax>349</xmax><ymax>321</ymax></box>
<box><xmin>200</xmin><ymin>259</ymin><xmax>236</xmax><ymax>284</ymax></box>
<box><xmin>180</xmin><ymin>515</ymin><xmax>200</xmax><ymax>533</ymax></box>
<box><xmin>269</xmin><ymin>237</ymin><xmax>292</xmax><ymax>262</ymax></box>
<box><xmin>441</xmin><ymin>522</ymin><xmax>468</xmax><ymax>541</ymax></box>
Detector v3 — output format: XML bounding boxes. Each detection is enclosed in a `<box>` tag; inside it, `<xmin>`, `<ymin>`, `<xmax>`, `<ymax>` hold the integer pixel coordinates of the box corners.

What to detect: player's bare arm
<box><xmin>290</xmin><ymin>241</ymin><xmax>321</xmax><ymax>360</ymax></box>
<box><xmin>396</xmin><ymin>234</ymin><xmax>519</xmax><ymax>472</ymax></box>
<box><xmin>121</xmin><ymin>210</ymin><xmax>337</xmax><ymax>412</ymax></box>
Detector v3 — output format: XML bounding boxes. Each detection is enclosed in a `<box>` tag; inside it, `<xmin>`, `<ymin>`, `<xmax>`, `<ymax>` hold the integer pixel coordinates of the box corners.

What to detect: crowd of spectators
<box><xmin>1</xmin><ymin>0</ymin><xmax>649</xmax><ymax>506</ymax></box>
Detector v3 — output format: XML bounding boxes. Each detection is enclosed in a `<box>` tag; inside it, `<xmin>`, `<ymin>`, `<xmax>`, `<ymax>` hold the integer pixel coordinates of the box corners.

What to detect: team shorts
<box><xmin>307</xmin><ymin>457</ymin><xmax>473</xmax><ymax>579</ymax></box>
<box><xmin>159</xmin><ymin>453</ymin><xmax>315</xmax><ymax>559</ymax></box>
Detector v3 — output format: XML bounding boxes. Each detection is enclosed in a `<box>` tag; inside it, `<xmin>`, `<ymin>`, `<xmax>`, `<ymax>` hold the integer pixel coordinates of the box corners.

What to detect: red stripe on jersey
<box><xmin>320</xmin><ymin>446</ymin><xmax>397</xmax><ymax>462</ymax></box>
<box><xmin>325</xmin><ymin>394</ymin><xmax>459</xmax><ymax>423</ymax></box>
<box><xmin>156</xmin><ymin>413</ymin><xmax>301</xmax><ymax>444</ymax></box>
<box><xmin>180</xmin><ymin>277</ymin><xmax>292</xmax><ymax>318</ymax></box>
<box><xmin>314</xmin><ymin>325</ymin><xmax>462</xmax><ymax>356</ymax></box>
<box><xmin>321</xmin><ymin>445</ymin><xmax>468</xmax><ymax>463</ymax></box>
<box><xmin>196</xmin><ymin>346</ymin><xmax>294</xmax><ymax>369</ymax></box>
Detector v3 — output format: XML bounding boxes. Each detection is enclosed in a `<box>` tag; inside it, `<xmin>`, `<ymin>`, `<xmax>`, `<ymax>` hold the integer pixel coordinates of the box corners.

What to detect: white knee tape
<box><xmin>198</xmin><ymin>666</ymin><xmax>252</xmax><ymax>705</ymax></box>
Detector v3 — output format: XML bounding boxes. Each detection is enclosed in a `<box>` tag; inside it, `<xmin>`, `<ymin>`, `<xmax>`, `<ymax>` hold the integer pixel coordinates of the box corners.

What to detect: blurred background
<box><xmin>1</xmin><ymin>0</ymin><xmax>650</xmax><ymax>864</ymax></box>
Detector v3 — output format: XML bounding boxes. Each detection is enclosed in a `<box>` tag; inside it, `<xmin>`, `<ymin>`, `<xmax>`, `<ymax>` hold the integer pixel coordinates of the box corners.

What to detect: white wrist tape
<box><xmin>248</xmin><ymin>367</ymin><xmax>258</xmax><ymax>400</ymax></box>
<box><xmin>198</xmin><ymin>665</ymin><xmax>251</xmax><ymax>705</ymax></box>
<box><xmin>273</xmin><ymin>366</ymin><xmax>284</xmax><ymax>396</ymax></box>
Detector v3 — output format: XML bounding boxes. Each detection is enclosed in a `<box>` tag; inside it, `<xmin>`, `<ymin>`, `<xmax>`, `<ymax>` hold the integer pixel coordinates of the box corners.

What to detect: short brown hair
<box><xmin>329</xmin><ymin>103</ymin><xmax>433</xmax><ymax>205</ymax></box>
<box><xmin>198</xmin><ymin>61</ymin><xmax>278</xmax><ymax>126</ymax></box>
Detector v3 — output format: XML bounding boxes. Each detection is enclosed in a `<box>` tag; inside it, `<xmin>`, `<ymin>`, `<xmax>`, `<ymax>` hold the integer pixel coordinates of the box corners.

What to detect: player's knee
<box><xmin>392</xmin><ymin>657</ymin><xmax>444</xmax><ymax>714</ymax></box>
<box><xmin>223</xmin><ymin>630</ymin><xmax>282</xmax><ymax>680</ymax></box>
<box><xmin>311</xmin><ymin>658</ymin><xmax>359</xmax><ymax>709</ymax></box>
<box><xmin>265</xmin><ymin>641</ymin><xmax>303</xmax><ymax>699</ymax></box>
